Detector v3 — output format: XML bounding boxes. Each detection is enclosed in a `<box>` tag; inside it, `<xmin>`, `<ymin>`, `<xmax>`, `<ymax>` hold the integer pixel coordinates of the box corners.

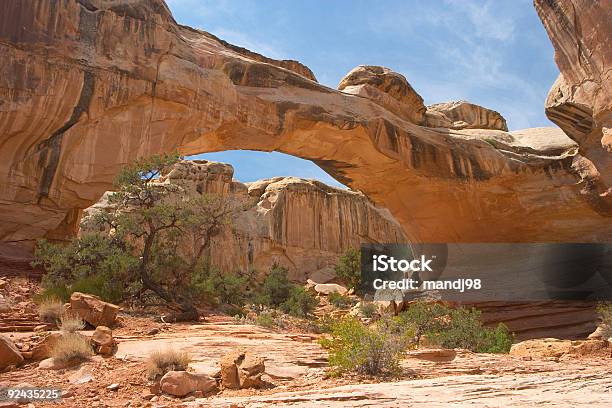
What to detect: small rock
<box><xmin>146</xmin><ymin>328</ymin><xmax>159</xmax><ymax>336</ymax></box>
<box><xmin>107</xmin><ymin>383</ymin><xmax>120</xmax><ymax>391</ymax></box>
<box><xmin>588</xmin><ymin>324</ymin><xmax>610</xmax><ymax>339</ymax></box>
<box><xmin>70</xmin><ymin>292</ymin><xmax>119</xmax><ymax>327</ymax></box>
<box><xmin>38</xmin><ymin>357</ymin><xmax>78</xmax><ymax>370</ymax></box>
<box><xmin>313</xmin><ymin>283</ymin><xmax>348</xmax><ymax>295</ymax></box>
<box><xmin>159</xmin><ymin>371</ymin><xmax>217</xmax><ymax>397</ymax></box>
<box><xmin>220</xmin><ymin>350</ymin><xmax>266</xmax><ymax>390</ymax></box>
<box><xmin>91</xmin><ymin>326</ymin><xmax>115</xmax><ymax>355</ymax></box>
<box><xmin>69</xmin><ymin>366</ymin><xmax>94</xmax><ymax>384</ymax></box>
<box><xmin>0</xmin><ymin>334</ymin><xmax>24</xmax><ymax>370</ymax></box>
<box><xmin>141</xmin><ymin>391</ymin><xmax>155</xmax><ymax>400</ymax></box>
<box><xmin>34</xmin><ymin>324</ymin><xmax>48</xmax><ymax>332</ymax></box>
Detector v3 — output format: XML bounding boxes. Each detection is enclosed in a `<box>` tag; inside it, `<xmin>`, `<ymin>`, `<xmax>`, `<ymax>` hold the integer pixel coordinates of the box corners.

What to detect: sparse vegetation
<box><xmin>320</xmin><ymin>316</ymin><xmax>413</xmax><ymax>376</ymax></box>
<box><xmin>59</xmin><ymin>313</ymin><xmax>86</xmax><ymax>333</ymax></box>
<box><xmin>37</xmin><ymin>297</ymin><xmax>64</xmax><ymax>323</ymax></box>
<box><xmin>280</xmin><ymin>286</ymin><xmax>318</xmax><ymax>318</ymax></box>
<box><xmin>358</xmin><ymin>302</ymin><xmax>377</xmax><ymax>318</ymax></box>
<box><xmin>255</xmin><ymin>311</ymin><xmax>276</xmax><ymax>328</ymax></box>
<box><xmin>146</xmin><ymin>349</ymin><xmax>191</xmax><ymax>380</ymax></box>
<box><xmin>51</xmin><ymin>333</ymin><xmax>93</xmax><ymax>364</ymax></box>
<box><xmin>398</xmin><ymin>301</ymin><xmax>513</xmax><ymax>353</ymax></box>
<box><xmin>33</xmin><ymin>153</ymin><xmax>245</xmax><ymax>319</ymax></box>
<box><xmin>334</xmin><ymin>248</ymin><xmax>361</xmax><ymax>292</ymax></box>
<box><xmin>328</xmin><ymin>292</ymin><xmax>352</xmax><ymax>308</ymax></box>
<box><xmin>596</xmin><ymin>302</ymin><xmax>612</xmax><ymax>337</ymax></box>
<box><xmin>254</xmin><ymin>265</ymin><xmax>294</xmax><ymax>308</ymax></box>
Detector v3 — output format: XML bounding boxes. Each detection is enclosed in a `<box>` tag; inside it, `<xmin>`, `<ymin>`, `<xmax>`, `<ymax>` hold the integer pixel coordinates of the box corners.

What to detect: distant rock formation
<box><xmin>82</xmin><ymin>160</ymin><xmax>406</xmax><ymax>281</ymax></box>
<box><xmin>0</xmin><ymin>0</ymin><xmax>609</xmax><ymax>249</ymax></box>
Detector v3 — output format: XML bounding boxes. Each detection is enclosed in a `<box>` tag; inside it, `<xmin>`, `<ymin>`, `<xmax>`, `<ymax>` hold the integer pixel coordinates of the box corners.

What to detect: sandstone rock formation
<box><xmin>220</xmin><ymin>350</ymin><xmax>266</xmax><ymax>389</ymax></box>
<box><xmin>82</xmin><ymin>160</ymin><xmax>405</xmax><ymax>281</ymax></box>
<box><xmin>159</xmin><ymin>371</ymin><xmax>217</xmax><ymax>397</ymax></box>
<box><xmin>69</xmin><ymin>292</ymin><xmax>119</xmax><ymax>328</ymax></box>
<box><xmin>0</xmin><ymin>0</ymin><xmax>609</xmax><ymax>249</ymax></box>
<box><xmin>535</xmin><ymin>0</ymin><xmax>611</xmax><ymax>214</ymax></box>
<box><xmin>0</xmin><ymin>334</ymin><xmax>24</xmax><ymax>369</ymax></box>
<box><xmin>426</xmin><ymin>101</ymin><xmax>508</xmax><ymax>131</ymax></box>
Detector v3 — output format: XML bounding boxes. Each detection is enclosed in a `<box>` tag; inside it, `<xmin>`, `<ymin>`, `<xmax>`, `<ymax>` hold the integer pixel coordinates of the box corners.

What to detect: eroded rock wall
<box><xmin>82</xmin><ymin>160</ymin><xmax>406</xmax><ymax>281</ymax></box>
<box><xmin>0</xmin><ymin>0</ymin><xmax>610</xmax><ymax>249</ymax></box>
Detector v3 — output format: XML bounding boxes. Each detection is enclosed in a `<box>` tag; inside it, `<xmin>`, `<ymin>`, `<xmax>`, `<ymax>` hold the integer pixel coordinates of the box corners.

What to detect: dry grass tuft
<box><xmin>146</xmin><ymin>348</ymin><xmax>191</xmax><ymax>380</ymax></box>
<box><xmin>38</xmin><ymin>297</ymin><xmax>64</xmax><ymax>324</ymax></box>
<box><xmin>59</xmin><ymin>313</ymin><xmax>86</xmax><ymax>333</ymax></box>
<box><xmin>51</xmin><ymin>333</ymin><xmax>93</xmax><ymax>363</ymax></box>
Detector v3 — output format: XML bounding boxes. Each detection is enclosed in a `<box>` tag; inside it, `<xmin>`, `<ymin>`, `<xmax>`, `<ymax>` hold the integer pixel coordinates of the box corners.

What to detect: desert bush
<box><xmin>334</xmin><ymin>248</ymin><xmax>361</xmax><ymax>292</ymax></box>
<box><xmin>280</xmin><ymin>286</ymin><xmax>318</xmax><ymax>318</ymax></box>
<box><xmin>37</xmin><ymin>297</ymin><xmax>64</xmax><ymax>324</ymax></box>
<box><xmin>398</xmin><ymin>301</ymin><xmax>513</xmax><ymax>353</ymax></box>
<box><xmin>254</xmin><ymin>265</ymin><xmax>294</xmax><ymax>307</ymax></box>
<box><xmin>51</xmin><ymin>333</ymin><xmax>93</xmax><ymax>363</ymax></box>
<box><xmin>596</xmin><ymin>302</ymin><xmax>612</xmax><ymax>337</ymax></box>
<box><xmin>319</xmin><ymin>316</ymin><xmax>413</xmax><ymax>376</ymax></box>
<box><xmin>328</xmin><ymin>292</ymin><xmax>352</xmax><ymax>308</ymax></box>
<box><xmin>146</xmin><ymin>349</ymin><xmax>191</xmax><ymax>380</ymax></box>
<box><xmin>358</xmin><ymin>302</ymin><xmax>377</xmax><ymax>319</ymax></box>
<box><xmin>190</xmin><ymin>264</ymin><xmax>251</xmax><ymax>307</ymax></box>
<box><xmin>33</xmin><ymin>234</ymin><xmax>136</xmax><ymax>303</ymax></box>
<box><xmin>59</xmin><ymin>313</ymin><xmax>86</xmax><ymax>333</ymax></box>
<box><xmin>255</xmin><ymin>312</ymin><xmax>276</xmax><ymax>328</ymax></box>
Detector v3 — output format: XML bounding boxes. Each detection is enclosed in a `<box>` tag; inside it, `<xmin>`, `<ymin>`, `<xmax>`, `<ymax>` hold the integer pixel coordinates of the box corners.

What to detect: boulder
<box><xmin>29</xmin><ymin>332</ymin><xmax>62</xmax><ymax>360</ymax></box>
<box><xmin>220</xmin><ymin>350</ymin><xmax>266</xmax><ymax>389</ymax></box>
<box><xmin>69</xmin><ymin>292</ymin><xmax>119</xmax><ymax>327</ymax></box>
<box><xmin>38</xmin><ymin>357</ymin><xmax>78</xmax><ymax>370</ymax></box>
<box><xmin>509</xmin><ymin>338</ymin><xmax>611</xmax><ymax>359</ymax></box>
<box><xmin>91</xmin><ymin>326</ymin><xmax>115</xmax><ymax>355</ymax></box>
<box><xmin>159</xmin><ymin>371</ymin><xmax>217</xmax><ymax>397</ymax></box>
<box><xmin>426</xmin><ymin>101</ymin><xmax>508</xmax><ymax>131</ymax></box>
<box><xmin>338</xmin><ymin>65</ymin><xmax>426</xmax><ymax>124</ymax></box>
<box><xmin>313</xmin><ymin>283</ymin><xmax>348</xmax><ymax>296</ymax></box>
<box><xmin>0</xmin><ymin>334</ymin><xmax>23</xmax><ymax>370</ymax></box>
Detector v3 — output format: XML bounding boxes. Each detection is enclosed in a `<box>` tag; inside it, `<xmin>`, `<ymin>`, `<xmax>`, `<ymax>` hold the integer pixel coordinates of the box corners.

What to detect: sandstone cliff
<box><xmin>0</xmin><ymin>0</ymin><xmax>609</xmax><ymax>248</ymax></box>
<box><xmin>81</xmin><ymin>160</ymin><xmax>406</xmax><ymax>281</ymax></box>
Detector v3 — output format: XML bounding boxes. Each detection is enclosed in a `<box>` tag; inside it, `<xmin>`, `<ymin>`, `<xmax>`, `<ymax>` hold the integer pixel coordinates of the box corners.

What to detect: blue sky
<box><xmin>167</xmin><ymin>0</ymin><xmax>559</xmax><ymax>187</ymax></box>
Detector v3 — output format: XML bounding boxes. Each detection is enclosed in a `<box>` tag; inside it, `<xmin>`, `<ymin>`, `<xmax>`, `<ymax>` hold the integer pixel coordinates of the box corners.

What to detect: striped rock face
<box><xmin>0</xmin><ymin>0</ymin><xmax>609</xmax><ymax>250</ymax></box>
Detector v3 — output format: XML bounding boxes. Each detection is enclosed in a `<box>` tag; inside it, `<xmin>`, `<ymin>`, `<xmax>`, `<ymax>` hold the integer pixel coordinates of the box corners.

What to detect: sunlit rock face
<box><xmin>81</xmin><ymin>160</ymin><xmax>406</xmax><ymax>281</ymax></box>
<box><xmin>0</xmin><ymin>0</ymin><xmax>610</xmax><ymax>249</ymax></box>
<box><xmin>535</xmin><ymin>0</ymin><xmax>611</xmax><ymax>215</ymax></box>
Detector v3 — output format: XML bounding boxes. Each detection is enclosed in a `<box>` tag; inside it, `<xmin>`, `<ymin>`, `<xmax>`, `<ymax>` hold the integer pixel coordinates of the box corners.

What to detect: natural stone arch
<box><xmin>0</xmin><ymin>0</ymin><xmax>609</xmax><ymax>248</ymax></box>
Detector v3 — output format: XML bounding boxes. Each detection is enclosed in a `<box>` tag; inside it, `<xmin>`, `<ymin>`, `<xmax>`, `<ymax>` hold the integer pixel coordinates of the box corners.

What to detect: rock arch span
<box><xmin>0</xmin><ymin>0</ymin><xmax>609</xmax><ymax>248</ymax></box>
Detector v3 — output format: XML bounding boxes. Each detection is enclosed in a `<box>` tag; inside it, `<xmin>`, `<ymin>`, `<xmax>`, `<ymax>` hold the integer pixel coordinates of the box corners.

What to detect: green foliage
<box><xmin>334</xmin><ymin>248</ymin><xmax>361</xmax><ymax>291</ymax></box>
<box><xmin>255</xmin><ymin>265</ymin><xmax>294</xmax><ymax>307</ymax></box>
<box><xmin>596</xmin><ymin>302</ymin><xmax>612</xmax><ymax>337</ymax></box>
<box><xmin>319</xmin><ymin>316</ymin><xmax>413</xmax><ymax>376</ymax></box>
<box><xmin>280</xmin><ymin>286</ymin><xmax>318</xmax><ymax>318</ymax></box>
<box><xmin>358</xmin><ymin>302</ymin><xmax>377</xmax><ymax>318</ymax></box>
<box><xmin>328</xmin><ymin>292</ymin><xmax>352</xmax><ymax>308</ymax></box>
<box><xmin>398</xmin><ymin>301</ymin><xmax>513</xmax><ymax>353</ymax></box>
<box><xmin>190</xmin><ymin>263</ymin><xmax>251</xmax><ymax>307</ymax></box>
<box><xmin>255</xmin><ymin>312</ymin><xmax>276</xmax><ymax>328</ymax></box>
<box><xmin>33</xmin><ymin>153</ymin><xmax>244</xmax><ymax>318</ymax></box>
<box><xmin>33</xmin><ymin>235</ymin><xmax>136</xmax><ymax>303</ymax></box>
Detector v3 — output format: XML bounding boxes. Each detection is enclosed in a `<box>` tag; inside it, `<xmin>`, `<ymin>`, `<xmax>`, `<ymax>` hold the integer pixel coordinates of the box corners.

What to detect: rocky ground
<box><xmin>1</xmin><ymin>277</ymin><xmax>611</xmax><ymax>407</ymax></box>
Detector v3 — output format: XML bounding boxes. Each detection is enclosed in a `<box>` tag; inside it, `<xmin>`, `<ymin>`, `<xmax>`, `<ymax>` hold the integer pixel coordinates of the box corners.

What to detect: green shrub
<box><xmin>319</xmin><ymin>316</ymin><xmax>413</xmax><ymax>376</ymax></box>
<box><xmin>328</xmin><ymin>292</ymin><xmax>352</xmax><ymax>308</ymax></box>
<box><xmin>255</xmin><ymin>312</ymin><xmax>276</xmax><ymax>328</ymax></box>
<box><xmin>358</xmin><ymin>302</ymin><xmax>377</xmax><ymax>318</ymax></box>
<box><xmin>190</xmin><ymin>264</ymin><xmax>251</xmax><ymax>307</ymax></box>
<box><xmin>280</xmin><ymin>286</ymin><xmax>318</xmax><ymax>318</ymax></box>
<box><xmin>334</xmin><ymin>248</ymin><xmax>361</xmax><ymax>291</ymax></box>
<box><xmin>255</xmin><ymin>265</ymin><xmax>294</xmax><ymax>307</ymax></box>
<box><xmin>398</xmin><ymin>301</ymin><xmax>513</xmax><ymax>353</ymax></box>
